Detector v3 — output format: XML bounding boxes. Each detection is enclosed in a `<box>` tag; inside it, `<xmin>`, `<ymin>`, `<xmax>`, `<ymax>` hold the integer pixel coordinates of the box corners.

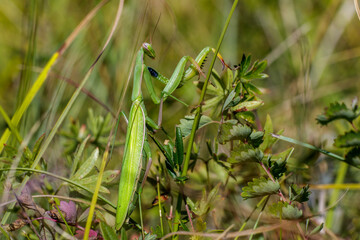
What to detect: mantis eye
<box><xmin>142</xmin><ymin>43</ymin><xmax>156</xmax><ymax>59</ymax></box>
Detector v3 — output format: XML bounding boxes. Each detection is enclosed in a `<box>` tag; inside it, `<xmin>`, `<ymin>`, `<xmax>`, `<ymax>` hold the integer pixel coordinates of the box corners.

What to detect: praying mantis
<box><xmin>115</xmin><ymin>42</ymin><xmax>229</xmax><ymax>230</ymax></box>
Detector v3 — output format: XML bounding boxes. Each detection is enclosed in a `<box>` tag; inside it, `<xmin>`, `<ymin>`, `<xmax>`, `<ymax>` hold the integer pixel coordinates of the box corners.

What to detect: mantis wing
<box><xmin>116</xmin><ymin>99</ymin><xmax>145</xmax><ymax>230</ymax></box>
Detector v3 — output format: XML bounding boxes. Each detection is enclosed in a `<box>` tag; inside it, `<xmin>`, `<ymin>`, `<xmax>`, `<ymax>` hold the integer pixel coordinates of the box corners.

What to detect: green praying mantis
<box><xmin>115</xmin><ymin>42</ymin><xmax>229</xmax><ymax>230</ymax></box>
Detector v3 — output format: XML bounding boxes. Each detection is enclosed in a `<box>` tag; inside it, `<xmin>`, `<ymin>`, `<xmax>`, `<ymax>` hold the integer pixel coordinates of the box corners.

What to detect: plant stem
<box><xmin>157</xmin><ymin>176</ymin><xmax>164</xmax><ymax>237</ymax></box>
<box><xmin>260</xmin><ymin>162</ymin><xmax>287</xmax><ymax>202</ymax></box>
<box><xmin>325</xmin><ymin>162</ymin><xmax>348</xmax><ymax>229</ymax></box>
<box><xmin>172</xmin><ymin>1</ymin><xmax>239</xmax><ymax>238</ymax></box>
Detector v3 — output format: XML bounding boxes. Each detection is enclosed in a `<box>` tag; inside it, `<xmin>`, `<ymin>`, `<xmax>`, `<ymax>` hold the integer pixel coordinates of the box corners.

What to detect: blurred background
<box><xmin>1</xmin><ymin>0</ymin><xmax>360</xmax><ymax>237</ymax></box>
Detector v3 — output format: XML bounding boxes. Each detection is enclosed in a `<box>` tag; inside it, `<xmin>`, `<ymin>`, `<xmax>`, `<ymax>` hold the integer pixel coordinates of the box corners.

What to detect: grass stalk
<box><xmin>172</xmin><ymin>0</ymin><xmax>239</xmax><ymax>238</ymax></box>
<box><xmin>325</xmin><ymin>162</ymin><xmax>348</xmax><ymax>229</ymax></box>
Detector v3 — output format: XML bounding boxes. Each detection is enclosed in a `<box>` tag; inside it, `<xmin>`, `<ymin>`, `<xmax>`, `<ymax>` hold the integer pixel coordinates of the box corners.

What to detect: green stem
<box><xmin>249</xmin><ymin>207</ymin><xmax>265</xmax><ymax>240</ymax></box>
<box><xmin>235</xmin><ymin>196</ymin><xmax>268</xmax><ymax>240</ymax></box>
<box><xmin>172</xmin><ymin>1</ymin><xmax>239</xmax><ymax>238</ymax></box>
<box><xmin>157</xmin><ymin>176</ymin><xmax>164</xmax><ymax>237</ymax></box>
<box><xmin>325</xmin><ymin>162</ymin><xmax>348</xmax><ymax>229</ymax></box>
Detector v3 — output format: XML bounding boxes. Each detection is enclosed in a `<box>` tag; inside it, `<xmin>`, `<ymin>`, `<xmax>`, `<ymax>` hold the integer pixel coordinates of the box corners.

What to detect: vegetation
<box><xmin>1</xmin><ymin>0</ymin><xmax>360</xmax><ymax>239</ymax></box>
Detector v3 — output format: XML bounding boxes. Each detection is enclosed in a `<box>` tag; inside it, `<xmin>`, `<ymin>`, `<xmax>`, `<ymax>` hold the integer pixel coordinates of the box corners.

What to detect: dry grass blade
<box><xmin>355</xmin><ymin>0</ymin><xmax>360</xmax><ymax>21</ymax></box>
<box><xmin>161</xmin><ymin>222</ymin><xmax>291</xmax><ymax>239</ymax></box>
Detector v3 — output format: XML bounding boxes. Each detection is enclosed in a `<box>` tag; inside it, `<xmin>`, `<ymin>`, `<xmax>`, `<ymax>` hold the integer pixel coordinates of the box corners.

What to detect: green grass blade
<box><xmin>0</xmin><ymin>105</ymin><xmax>22</xmax><ymax>143</ymax></box>
<box><xmin>271</xmin><ymin>134</ymin><xmax>344</xmax><ymax>161</ymax></box>
<box><xmin>84</xmin><ymin>150</ymin><xmax>110</xmax><ymax>239</ymax></box>
<box><xmin>0</xmin><ymin>52</ymin><xmax>59</xmax><ymax>154</ymax></box>
<box><xmin>325</xmin><ymin>162</ymin><xmax>348</xmax><ymax>229</ymax></box>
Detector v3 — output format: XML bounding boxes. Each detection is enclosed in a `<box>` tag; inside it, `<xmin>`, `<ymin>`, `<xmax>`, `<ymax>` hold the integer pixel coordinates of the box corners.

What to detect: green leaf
<box><xmin>235</xmin><ymin>111</ymin><xmax>255</xmax><ymax>124</ymax></box>
<box><xmin>101</xmin><ymin>170</ymin><xmax>120</xmax><ymax>184</ymax></box>
<box><xmin>259</xmin><ymin>114</ymin><xmax>274</xmax><ymax>152</ymax></box>
<box><xmin>334</xmin><ymin>131</ymin><xmax>360</xmax><ymax>148</ymax></box>
<box><xmin>282</xmin><ymin>204</ymin><xmax>302</xmax><ymax>219</ymax></box>
<box><xmin>222</xmin><ymin>89</ymin><xmax>236</xmax><ymax>112</ymax></box>
<box><xmin>231</xmin><ymin>100</ymin><xmax>264</xmax><ymax>112</ymax></box>
<box><xmin>71</xmin><ymin>148</ymin><xmax>99</xmax><ymax>180</ymax></box>
<box><xmin>266</xmin><ymin>148</ymin><xmax>293</xmax><ymax>179</ymax></box>
<box><xmin>249</xmin><ymin>131</ymin><xmax>264</xmax><ymax>148</ymax></box>
<box><xmin>150</xmin><ymin>226</ymin><xmax>162</xmax><ymax>238</ymax></box>
<box><xmin>3</xmin><ymin>144</ymin><xmax>17</xmax><ymax>158</ymax></box>
<box><xmin>32</xmin><ymin>134</ymin><xmax>45</xmax><ymax>158</ymax></box>
<box><xmin>187</xmin><ymin>184</ymin><xmax>220</xmax><ymax>217</ymax></box>
<box><xmin>71</xmin><ymin>136</ymin><xmax>90</xmax><ymax>177</ymax></box>
<box><xmin>289</xmin><ymin>184</ymin><xmax>311</xmax><ymax>203</ymax></box>
<box><xmin>218</xmin><ymin>121</ymin><xmax>236</xmax><ymax>144</ymax></box>
<box><xmin>316</xmin><ymin>102</ymin><xmax>359</xmax><ymax>125</ymax></box>
<box><xmin>246</xmin><ymin>83</ymin><xmax>263</xmax><ymax>95</ymax></box>
<box><xmin>241</xmin><ymin>177</ymin><xmax>280</xmax><ymax>199</ymax></box>
<box><xmin>230</xmin><ymin>124</ymin><xmax>252</xmax><ymax>141</ymax></box>
<box><xmin>100</xmin><ymin>221</ymin><xmax>118</xmax><ymax>240</ymax></box>
<box><xmin>309</xmin><ymin>223</ymin><xmax>324</xmax><ymax>235</ymax></box>
<box><xmin>229</xmin><ymin>146</ymin><xmax>264</xmax><ymax>164</ymax></box>
<box><xmin>345</xmin><ymin>147</ymin><xmax>360</xmax><ymax>167</ymax></box>
<box><xmin>269</xmin><ymin>202</ymin><xmax>303</xmax><ymax>220</ymax></box>
<box><xmin>175</xmin><ymin>127</ymin><xmax>184</xmax><ymax>166</ymax></box>
<box><xmin>139</xmin><ymin>233</ymin><xmax>158</xmax><ymax>240</ymax></box>
<box><xmin>178</xmin><ymin>115</ymin><xmax>213</xmax><ymax>138</ymax></box>
<box><xmin>267</xmin><ymin>157</ymin><xmax>287</xmax><ymax>179</ymax></box>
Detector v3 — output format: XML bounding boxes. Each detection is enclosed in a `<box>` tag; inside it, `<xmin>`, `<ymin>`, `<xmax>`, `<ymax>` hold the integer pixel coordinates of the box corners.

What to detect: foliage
<box><xmin>1</xmin><ymin>1</ymin><xmax>360</xmax><ymax>239</ymax></box>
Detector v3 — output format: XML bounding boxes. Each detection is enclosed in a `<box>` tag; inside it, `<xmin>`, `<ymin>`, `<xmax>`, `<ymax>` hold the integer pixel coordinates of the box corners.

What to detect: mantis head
<box><xmin>142</xmin><ymin>43</ymin><xmax>156</xmax><ymax>59</ymax></box>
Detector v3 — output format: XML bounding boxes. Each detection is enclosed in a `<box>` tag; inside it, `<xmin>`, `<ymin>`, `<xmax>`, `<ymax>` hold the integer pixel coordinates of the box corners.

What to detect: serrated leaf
<box><xmin>267</xmin><ymin>158</ymin><xmax>287</xmax><ymax>179</ymax></box>
<box><xmin>334</xmin><ymin>131</ymin><xmax>360</xmax><ymax>148</ymax></box>
<box><xmin>230</xmin><ymin>124</ymin><xmax>252</xmax><ymax>141</ymax></box>
<box><xmin>290</xmin><ymin>184</ymin><xmax>311</xmax><ymax>203</ymax></box>
<box><xmin>282</xmin><ymin>204</ymin><xmax>302</xmax><ymax>219</ymax></box>
<box><xmin>218</xmin><ymin>121</ymin><xmax>236</xmax><ymax>144</ymax></box>
<box><xmin>178</xmin><ymin>115</ymin><xmax>213</xmax><ymax>138</ymax></box>
<box><xmin>345</xmin><ymin>147</ymin><xmax>360</xmax><ymax>168</ymax></box>
<box><xmin>266</xmin><ymin>148</ymin><xmax>293</xmax><ymax>179</ymax></box>
<box><xmin>71</xmin><ymin>148</ymin><xmax>99</xmax><ymax>180</ymax></box>
<box><xmin>100</xmin><ymin>221</ymin><xmax>118</xmax><ymax>240</ymax></box>
<box><xmin>316</xmin><ymin>102</ymin><xmax>359</xmax><ymax>125</ymax></box>
<box><xmin>269</xmin><ymin>202</ymin><xmax>302</xmax><ymax>220</ymax></box>
<box><xmin>229</xmin><ymin>147</ymin><xmax>264</xmax><ymax>164</ymax></box>
<box><xmin>241</xmin><ymin>177</ymin><xmax>280</xmax><ymax>199</ymax></box>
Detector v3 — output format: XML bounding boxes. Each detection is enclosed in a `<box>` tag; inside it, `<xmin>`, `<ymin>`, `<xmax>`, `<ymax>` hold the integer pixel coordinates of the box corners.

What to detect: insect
<box><xmin>115</xmin><ymin>42</ymin><xmax>229</xmax><ymax>230</ymax></box>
